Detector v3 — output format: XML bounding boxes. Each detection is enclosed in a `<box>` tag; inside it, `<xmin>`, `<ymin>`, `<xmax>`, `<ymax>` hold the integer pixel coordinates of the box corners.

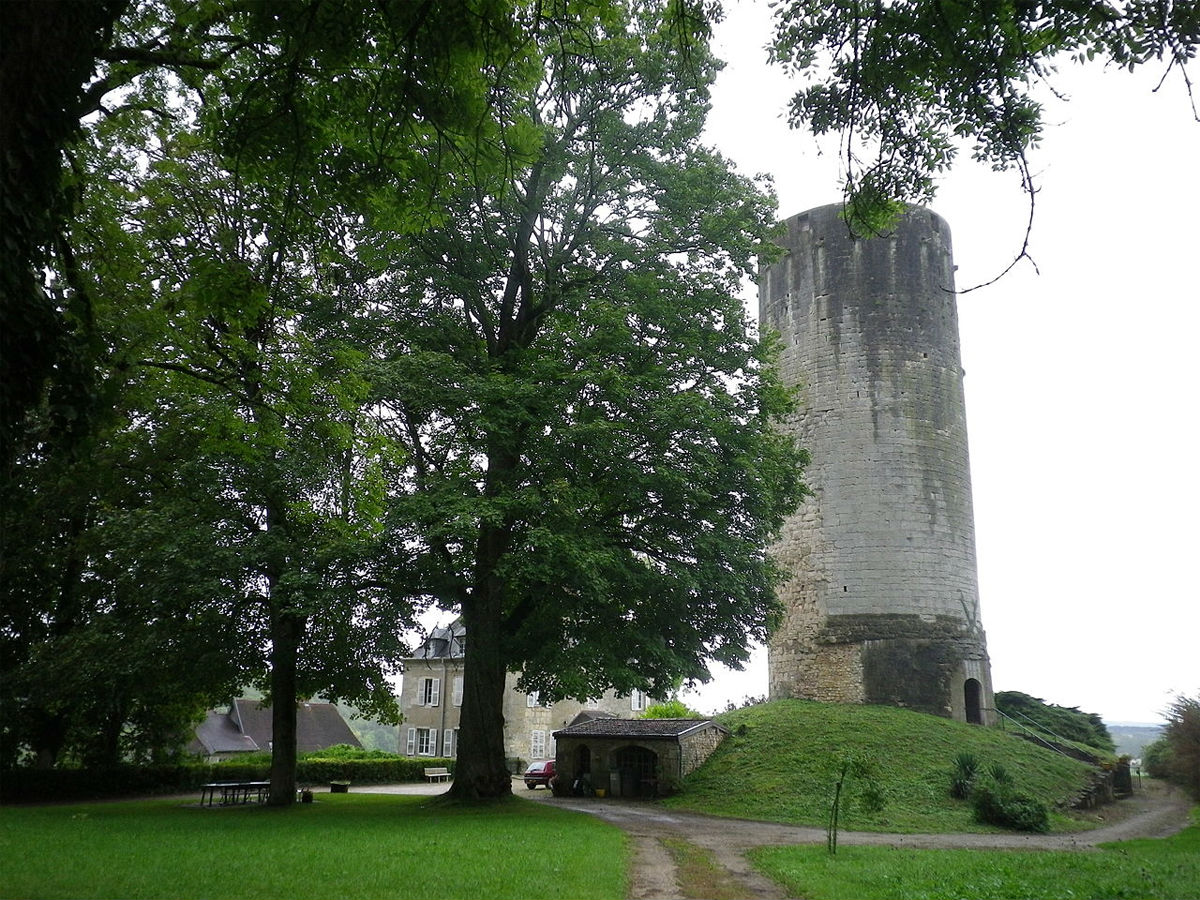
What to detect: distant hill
<box><xmin>1106</xmin><ymin>723</ymin><xmax>1164</xmax><ymax>760</ymax></box>
<box><xmin>665</xmin><ymin>699</ymin><xmax>1100</xmax><ymax>833</ymax></box>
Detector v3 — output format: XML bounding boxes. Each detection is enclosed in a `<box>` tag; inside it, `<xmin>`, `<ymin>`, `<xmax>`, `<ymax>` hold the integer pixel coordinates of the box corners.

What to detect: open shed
<box><xmin>552</xmin><ymin>717</ymin><xmax>728</xmax><ymax>797</ymax></box>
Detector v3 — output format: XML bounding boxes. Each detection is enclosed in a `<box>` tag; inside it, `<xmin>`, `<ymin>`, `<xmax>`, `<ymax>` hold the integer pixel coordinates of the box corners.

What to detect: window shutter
<box><xmin>452</xmin><ymin>675</ymin><xmax>463</xmax><ymax>707</ymax></box>
<box><xmin>527</xmin><ymin>692</ymin><xmax>537</xmax><ymax>708</ymax></box>
<box><xmin>430</xmin><ymin>678</ymin><xmax>440</xmax><ymax>707</ymax></box>
<box><xmin>429</xmin><ymin>728</ymin><xmax>438</xmax><ymax>756</ymax></box>
<box><xmin>443</xmin><ymin>729</ymin><xmax>454</xmax><ymax>757</ymax></box>
<box><xmin>406</xmin><ymin>727</ymin><xmax>416</xmax><ymax>756</ymax></box>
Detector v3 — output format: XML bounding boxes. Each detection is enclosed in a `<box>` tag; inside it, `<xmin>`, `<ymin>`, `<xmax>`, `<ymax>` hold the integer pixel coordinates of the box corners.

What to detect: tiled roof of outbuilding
<box><xmin>553</xmin><ymin>718</ymin><xmax>727</xmax><ymax>740</ymax></box>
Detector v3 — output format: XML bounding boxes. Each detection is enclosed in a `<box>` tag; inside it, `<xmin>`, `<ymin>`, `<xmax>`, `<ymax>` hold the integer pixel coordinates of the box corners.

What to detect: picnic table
<box><xmin>200</xmin><ymin>781</ymin><xmax>271</xmax><ymax>806</ymax></box>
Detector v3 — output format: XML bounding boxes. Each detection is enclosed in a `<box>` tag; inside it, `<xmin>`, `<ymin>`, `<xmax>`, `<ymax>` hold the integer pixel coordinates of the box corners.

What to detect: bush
<box><xmin>970</xmin><ymin>776</ymin><xmax>1050</xmax><ymax>833</ymax></box>
<box><xmin>949</xmin><ymin>751</ymin><xmax>978</xmax><ymax>799</ymax></box>
<box><xmin>300</xmin><ymin>744</ymin><xmax>397</xmax><ymax>761</ymax></box>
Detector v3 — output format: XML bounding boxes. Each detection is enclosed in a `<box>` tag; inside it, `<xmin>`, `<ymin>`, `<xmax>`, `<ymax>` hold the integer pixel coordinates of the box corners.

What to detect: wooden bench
<box><xmin>200</xmin><ymin>780</ymin><xmax>270</xmax><ymax>806</ymax></box>
<box><xmin>424</xmin><ymin>767</ymin><xmax>451</xmax><ymax>783</ymax></box>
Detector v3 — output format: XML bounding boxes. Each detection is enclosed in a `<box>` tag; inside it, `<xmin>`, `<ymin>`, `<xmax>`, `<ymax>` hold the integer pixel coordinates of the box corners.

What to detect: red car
<box><xmin>523</xmin><ymin>759</ymin><xmax>556</xmax><ymax>789</ymax></box>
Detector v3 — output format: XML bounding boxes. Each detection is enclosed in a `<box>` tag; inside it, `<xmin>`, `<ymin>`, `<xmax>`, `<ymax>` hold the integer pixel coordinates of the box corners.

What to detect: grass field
<box><xmin>748</xmin><ymin>814</ymin><xmax>1200</xmax><ymax>899</ymax></box>
<box><xmin>0</xmin><ymin>793</ymin><xmax>627</xmax><ymax>900</ymax></box>
<box><xmin>666</xmin><ymin>700</ymin><xmax>1100</xmax><ymax>832</ymax></box>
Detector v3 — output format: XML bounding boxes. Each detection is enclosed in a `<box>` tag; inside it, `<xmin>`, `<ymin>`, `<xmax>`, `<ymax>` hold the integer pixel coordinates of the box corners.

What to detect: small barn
<box><xmin>552</xmin><ymin>717</ymin><xmax>728</xmax><ymax>797</ymax></box>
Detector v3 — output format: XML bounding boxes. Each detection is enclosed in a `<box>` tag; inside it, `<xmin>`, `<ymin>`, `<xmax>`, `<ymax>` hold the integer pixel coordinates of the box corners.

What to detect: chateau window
<box><xmin>631</xmin><ymin>689</ymin><xmax>646</xmax><ymax>711</ymax></box>
<box><xmin>417</xmin><ymin>729</ymin><xmax>436</xmax><ymax>758</ymax></box>
<box><xmin>530</xmin><ymin>730</ymin><xmax>546</xmax><ymax>759</ymax></box>
<box><xmin>419</xmin><ymin>676</ymin><xmax>440</xmax><ymax>707</ymax></box>
<box><xmin>406</xmin><ymin>727</ymin><xmax>439</xmax><ymax>757</ymax></box>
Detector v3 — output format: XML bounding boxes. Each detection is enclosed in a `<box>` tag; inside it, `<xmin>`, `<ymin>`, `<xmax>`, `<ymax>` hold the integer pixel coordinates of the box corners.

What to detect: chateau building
<box><xmin>398</xmin><ymin>619</ymin><xmax>650</xmax><ymax>765</ymax></box>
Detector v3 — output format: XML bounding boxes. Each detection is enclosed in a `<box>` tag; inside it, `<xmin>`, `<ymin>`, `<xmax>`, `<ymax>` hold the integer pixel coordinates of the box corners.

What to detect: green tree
<box><xmin>769</xmin><ymin>0</ymin><xmax>1199</xmax><ymax>239</ymax></box>
<box><xmin>994</xmin><ymin>691</ymin><xmax>1115</xmax><ymax>754</ymax></box>
<box><xmin>370</xmin><ymin>0</ymin><xmax>808</xmax><ymax>800</ymax></box>
<box><xmin>105</xmin><ymin>123</ymin><xmax>415</xmax><ymax>803</ymax></box>
<box><xmin>0</xmin><ymin>328</ymin><xmax>251</xmax><ymax>769</ymax></box>
<box><xmin>826</xmin><ymin>754</ymin><xmax>885</xmax><ymax>854</ymax></box>
<box><xmin>1159</xmin><ymin>692</ymin><xmax>1200</xmax><ymax>800</ymax></box>
<box><xmin>641</xmin><ymin>699</ymin><xmax>704</xmax><ymax>719</ymax></box>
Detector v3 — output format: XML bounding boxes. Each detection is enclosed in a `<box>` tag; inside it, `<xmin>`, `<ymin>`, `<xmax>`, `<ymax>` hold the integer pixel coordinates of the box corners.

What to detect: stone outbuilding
<box><xmin>552</xmin><ymin>717</ymin><xmax>729</xmax><ymax>797</ymax></box>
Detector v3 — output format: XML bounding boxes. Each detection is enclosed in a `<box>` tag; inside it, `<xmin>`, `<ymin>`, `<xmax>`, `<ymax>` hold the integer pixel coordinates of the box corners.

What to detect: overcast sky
<box><xmin>681</xmin><ymin>1</ymin><xmax>1200</xmax><ymax>725</ymax></box>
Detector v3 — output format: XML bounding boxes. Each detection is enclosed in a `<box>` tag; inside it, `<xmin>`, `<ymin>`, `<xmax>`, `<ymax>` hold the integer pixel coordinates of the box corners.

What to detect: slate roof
<box><xmin>553</xmin><ymin>718</ymin><xmax>727</xmax><ymax>740</ymax></box>
<box><xmin>409</xmin><ymin>619</ymin><xmax>466</xmax><ymax>660</ymax></box>
<box><xmin>192</xmin><ymin>710</ymin><xmax>259</xmax><ymax>755</ymax></box>
<box><xmin>566</xmin><ymin>709</ymin><xmax>619</xmax><ymax>728</ymax></box>
<box><xmin>191</xmin><ymin>700</ymin><xmax>362</xmax><ymax>755</ymax></box>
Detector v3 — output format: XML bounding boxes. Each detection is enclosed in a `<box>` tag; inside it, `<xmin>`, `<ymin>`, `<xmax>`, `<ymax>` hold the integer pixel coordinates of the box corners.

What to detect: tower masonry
<box><xmin>761</xmin><ymin>204</ymin><xmax>994</xmax><ymax>724</ymax></box>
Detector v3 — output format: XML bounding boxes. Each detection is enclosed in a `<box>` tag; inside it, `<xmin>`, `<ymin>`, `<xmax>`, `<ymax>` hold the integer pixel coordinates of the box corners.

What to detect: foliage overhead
<box><xmin>768</xmin><ymin>0</ymin><xmax>1200</xmax><ymax>250</ymax></box>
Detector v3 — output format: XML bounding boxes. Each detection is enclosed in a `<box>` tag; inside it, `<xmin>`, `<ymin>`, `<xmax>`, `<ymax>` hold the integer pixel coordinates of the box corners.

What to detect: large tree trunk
<box><xmin>447</xmin><ymin>582</ymin><xmax>513</xmax><ymax>800</ymax></box>
<box><xmin>446</xmin><ymin>440</ymin><xmax>520</xmax><ymax>800</ymax></box>
<box><xmin>267</xmin><ymin>607</ymin><xmax>303</xmax><ymax>806</ymax></box>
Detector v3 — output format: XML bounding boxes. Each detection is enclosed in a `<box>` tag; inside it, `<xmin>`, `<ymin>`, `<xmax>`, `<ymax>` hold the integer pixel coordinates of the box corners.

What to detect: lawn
<box><xmin>748</xmin><ymin>815</ymin><xmax>1200</xmax><ymax>900</ymax></box>
<box><xmin>0</xmin><ymin>793</ymin><xmax>628</xmax><ymax>900</ymax></box>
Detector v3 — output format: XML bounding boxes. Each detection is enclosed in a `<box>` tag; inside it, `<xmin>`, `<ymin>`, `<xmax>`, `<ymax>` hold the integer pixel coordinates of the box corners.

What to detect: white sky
<box><xmin>682</xmin><ymin>0</ymin><xmax>1200</xmax><ymax>726</ymax></box>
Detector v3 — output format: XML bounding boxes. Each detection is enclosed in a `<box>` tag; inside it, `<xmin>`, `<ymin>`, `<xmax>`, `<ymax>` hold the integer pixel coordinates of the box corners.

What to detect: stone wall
<box><xmin>679</xmin><ymin>725</ymin><xmax>728</xmax><ymax>777</ymax></box>
<box><xmin>761</xmin><ymin>204</ymin><xmax>995</xmax><ymax>723</ymax></box>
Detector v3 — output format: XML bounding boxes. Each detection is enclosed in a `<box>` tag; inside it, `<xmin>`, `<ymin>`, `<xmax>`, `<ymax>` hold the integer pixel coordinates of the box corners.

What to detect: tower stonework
<box><xmin>761</xmin><ymin>204</ymin><xmax>995</xmax><ymax>724</ymax></box>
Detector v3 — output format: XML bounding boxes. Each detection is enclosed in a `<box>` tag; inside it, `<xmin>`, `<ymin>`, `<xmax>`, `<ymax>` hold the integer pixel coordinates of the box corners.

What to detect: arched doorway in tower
<box><xmin>964</xmin><ymin>678</ymin><xmax>983</xmax><ymax>724</ymax></box>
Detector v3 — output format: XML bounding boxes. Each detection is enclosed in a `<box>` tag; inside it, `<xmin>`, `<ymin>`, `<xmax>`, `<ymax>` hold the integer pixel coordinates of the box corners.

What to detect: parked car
<box><xmin>523</xmin><ymin>759</ymin><xmax>556</xmax><ymax>789</ymax></box>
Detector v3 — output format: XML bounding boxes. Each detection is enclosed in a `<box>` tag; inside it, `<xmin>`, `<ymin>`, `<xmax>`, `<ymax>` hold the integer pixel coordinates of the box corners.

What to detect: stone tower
<box><xmin>761</xmin><ymin>204</ymin><xmax>994</xmax><ymax>724</ymax></box>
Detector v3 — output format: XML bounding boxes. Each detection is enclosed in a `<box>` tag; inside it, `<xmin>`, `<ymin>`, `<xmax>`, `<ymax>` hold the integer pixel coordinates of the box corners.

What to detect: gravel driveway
<box><xmin>520</xmin><ymin>779</ymin><xmax>1195</xmax><ymax>900</ymax></box>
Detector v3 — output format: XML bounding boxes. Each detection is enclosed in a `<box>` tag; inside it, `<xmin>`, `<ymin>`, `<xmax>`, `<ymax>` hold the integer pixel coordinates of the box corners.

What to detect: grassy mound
<box><xmin>663</xmin><ymin>700</ymin><xmax>1097</xmax><ymax>833</ymax></box>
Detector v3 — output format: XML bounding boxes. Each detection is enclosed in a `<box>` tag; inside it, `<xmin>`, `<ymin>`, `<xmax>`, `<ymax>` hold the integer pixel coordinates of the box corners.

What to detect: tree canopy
<box><xmin>2</xmin><ymin>0</ymin><xmax>807</xmax><ymax>804</ymax></box>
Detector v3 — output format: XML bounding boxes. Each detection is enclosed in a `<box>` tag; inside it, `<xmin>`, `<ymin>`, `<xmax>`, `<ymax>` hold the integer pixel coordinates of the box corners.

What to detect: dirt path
<box><xmin>526</xmin><ymin>780</ymin><xmax>1194</xmax><ymax>900</ymax></box>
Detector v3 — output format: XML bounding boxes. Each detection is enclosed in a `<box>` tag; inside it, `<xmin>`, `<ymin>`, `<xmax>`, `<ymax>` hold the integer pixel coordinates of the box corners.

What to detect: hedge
<box><xmin>0</xmin><ymin>757</ymin><xmax>455</xmax><ymax>804</ymax></box>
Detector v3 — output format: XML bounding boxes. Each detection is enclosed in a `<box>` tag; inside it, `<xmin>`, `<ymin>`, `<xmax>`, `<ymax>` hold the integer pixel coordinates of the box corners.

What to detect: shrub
<box><xmin>970</xmin><ymin>776</ymin><xmax>1050</xmax><ymax>833</ymax></box>
<box><xmin>987</xmin><ymin>762</ymin><xmax>1013</xmax><ymax>785</ymax></box>
<box><xmin>301</xmin><ymin>745</ymin><xmax>400</xmax><ymax>761</ymax></box>
<box><xmin>949</xmin><ymin>751</ymin><xmax>978</xmax><ymax>799</ymax></box>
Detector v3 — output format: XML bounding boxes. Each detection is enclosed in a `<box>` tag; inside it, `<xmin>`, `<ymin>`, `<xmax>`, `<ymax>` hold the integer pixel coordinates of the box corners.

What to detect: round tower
<box><xmin>761</xmin><ymin>204</ymin><xmax>994</xmax><ymax>724</ymax></box>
